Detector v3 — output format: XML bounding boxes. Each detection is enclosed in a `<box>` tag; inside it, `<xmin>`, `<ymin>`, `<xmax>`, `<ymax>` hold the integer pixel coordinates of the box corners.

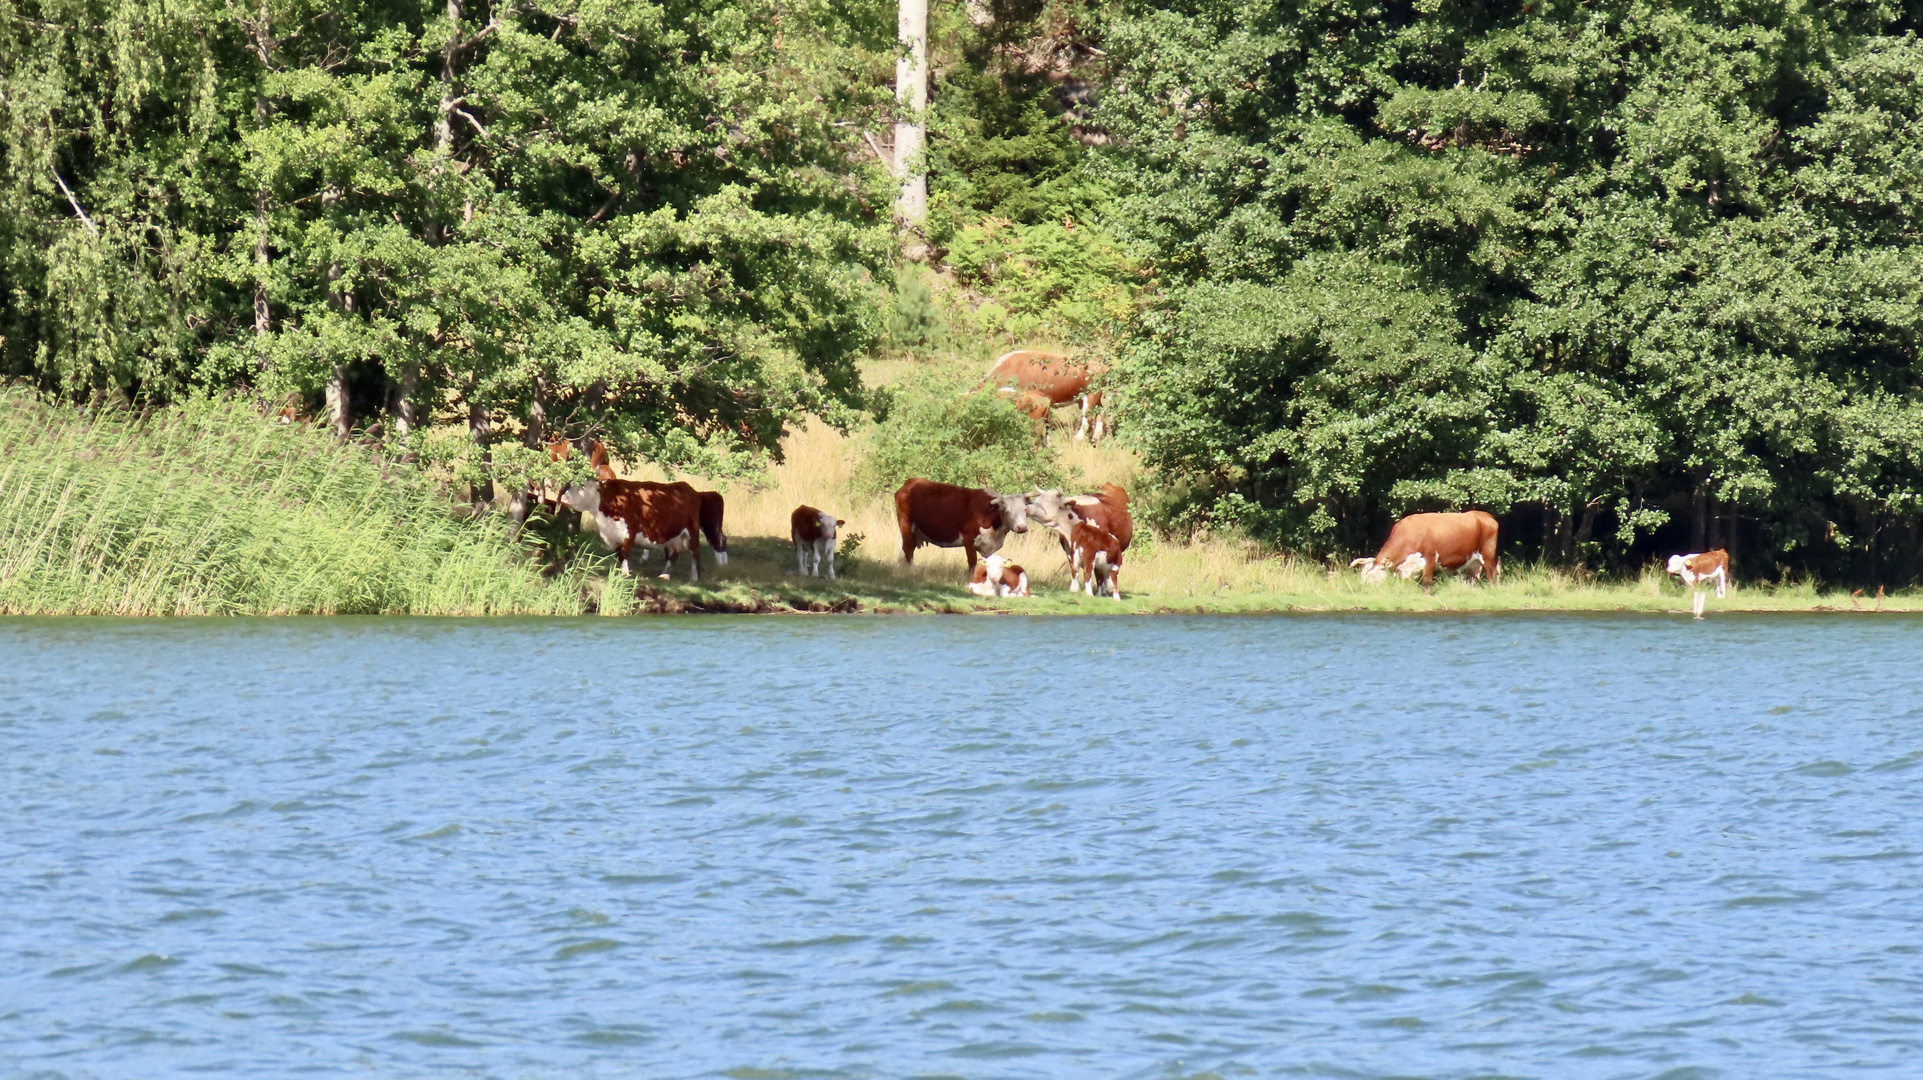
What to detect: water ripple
<box><xmin>2</xmin><ymin>614</ymin><xmax>1921</xmax><ymax>1077</ymax></box>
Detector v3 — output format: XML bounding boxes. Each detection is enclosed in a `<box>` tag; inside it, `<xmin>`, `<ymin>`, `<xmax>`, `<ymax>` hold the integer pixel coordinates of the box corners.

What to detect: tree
<box><xmin>1098</xmin><ymin>0</ymin><xmax>1923</xmax><ymax>582</ymax></box>
<box><xmin>0</xmin><ymin>0</ymin><xmax>898</xmax><ymax>493</ymax></box>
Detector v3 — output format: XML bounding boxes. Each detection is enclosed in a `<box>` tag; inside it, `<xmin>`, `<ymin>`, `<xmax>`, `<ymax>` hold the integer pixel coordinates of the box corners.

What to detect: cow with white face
<box><xmin>1666</xmin><ymin>549</ymin><xmax>1729</xmax><ymax>619</ymax></box>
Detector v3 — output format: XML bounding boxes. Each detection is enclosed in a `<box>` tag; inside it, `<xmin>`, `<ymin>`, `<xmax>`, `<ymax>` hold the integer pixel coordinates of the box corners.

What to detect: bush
<box><xmin>853</xmin><ymin>385</ymin><xmax>1068</xmax><ymax>495</ymax></box>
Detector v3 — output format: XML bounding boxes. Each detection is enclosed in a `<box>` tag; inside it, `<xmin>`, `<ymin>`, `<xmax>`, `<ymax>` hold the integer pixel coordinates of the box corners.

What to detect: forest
<box><xmin>8</xmin><ymin>0</ymin><xmax>1923</xmax><ymax>584</ymax></box>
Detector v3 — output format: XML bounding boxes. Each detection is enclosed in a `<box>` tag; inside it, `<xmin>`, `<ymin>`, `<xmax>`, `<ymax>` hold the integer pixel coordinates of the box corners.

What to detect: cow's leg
<box><xmin>684</xmin><ymin>535</ymin><xmax>699</xmax><ymax>583</ymax></box>
<box><xmin>1714</xmin><ymin>567</ymin><xmax>1727</xmax><ymax>598</ymax></box>
<box><xmin>618</xmin><ymin>542</ymin><xmax>634</xmax><ymax>577</ymax></box>
<box><xmin>823</xmin><ymin>541</ymin><xmax>836</xmax><ymax>580</ymax></box>
<box><xmin>1075</xmin><ymin>396</ymin><xmax>1090</xmax><ymax>441</ymax></box>
<box><xmin>656</xmin><ymin>544</ymin><xmax>672</xmax><ymax>581</ymax></box>
<box><xmin>965</xmin><ymin>545</ymin><xmax>978</xmax><ymax>573</ymax></box>
<box><xmin>1422</xmin><ymin>552</ymin><xmax>1436</xmax><ymax>591</ymax></box>
<box><xmin>795</xmin><ymin>535</ymin><xmax>808</xmax><ymax>576</ymax></box>
<box><xmin>1693</xmin><ymin>589</ymin><xmax>1706</xmax><ymax>619</ymax></box>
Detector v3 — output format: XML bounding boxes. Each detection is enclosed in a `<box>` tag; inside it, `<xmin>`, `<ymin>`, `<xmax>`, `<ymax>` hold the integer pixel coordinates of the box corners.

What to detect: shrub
<box><xmin>853</xmin><ymin>385</ymin><xmax>1067</xmax><ymax>495</ymax></box>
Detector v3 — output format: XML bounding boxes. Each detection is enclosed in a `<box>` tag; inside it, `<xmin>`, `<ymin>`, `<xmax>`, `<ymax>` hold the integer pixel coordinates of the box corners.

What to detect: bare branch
<box><xmin>51</xmin><ymin>170</ymin><xmax>98</xmax><ymax>238</ymax></box>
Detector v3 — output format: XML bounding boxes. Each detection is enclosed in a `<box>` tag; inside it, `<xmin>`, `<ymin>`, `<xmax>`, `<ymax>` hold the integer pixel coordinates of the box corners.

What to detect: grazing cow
<box><xmin>895</xmin><ymin>478</ymin><xmax>1030</xmax><ymax>571</ymax></box>
<box><xmin>968</xmin><ymin>553</ymin><xmax>1030</xmax><ymax>597</ymax></box>
<box><xmin>561</xmin><ymin>477</ymin><xmax>703</xmax><ymax>581</ymax></box>
<box><xmin>1666</xmin><ymin>549</ymin><xmax>1730</xmax><ymax>619</ymax></box>
<box><xmin>1068</xmin><ymin>517</ymin><xmax>1124</xmax><ymax>599</ymax></box>
<box><xmin>697</xmin><ymin>491</ymin><xmax>728</xmax><ymax>566</ymax></box>
<box><xmin>977</xmin><ymin>350</ymin><xmax>1104</xmax><ymax>439</ymax></box>
<box><xmin>791</xmin><ymin>505</ymin><xmax>844</xmax><ymax>578</ymax></box>
<box><xmin>1350</xmin><ymin>511</ymin><xmax>1501</xmax><ymax>588</ymax></box>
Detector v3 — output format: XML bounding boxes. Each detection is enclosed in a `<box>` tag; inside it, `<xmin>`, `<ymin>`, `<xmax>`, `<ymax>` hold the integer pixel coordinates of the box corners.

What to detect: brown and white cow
<box><xmin>791</xmin><ymin>505</ymin><xmax>844</xmax><ymax>579</ymax></box>
<box><xmin>978</xmin><ymin>349</ymin><xmax>1106</xmax><ymax>442</ymax></box>
<box><xmin>561</xmin><ymin>477</ymin><xmax>703</xmax><ymax>581</ymax></box>
<box><xmin>697</xmin><ymin>490</ymin><xmax>728</xmax><ymax>566</ymax></box>
<box><xmin>1666</xmin><ymin>549</ymin><xmax>1729</xmax><ymax>619</ymax></box>
<box><xmin>1028</xmin><ymin>484</ymin><xmax>1132</xmax><ymax>572</ymax></box>
<box><xmin>894</xmin><ymin>478</ymin><xmax>1030</xmax><ymax>571</ymax></box>
<box><xmin>1068</xmin><ymin>518</ymin><xmax>1124</xmax><ymax>600</ymax></box>
<box><xmin>967</xmin><ymin>553</ymin><xmax>1030</xmax><ymax>597</ymax></box>
<box><xmin>1350</xmin><ymin>511</ymin><xmax>1501</xmax><ymax>589</ymax></box>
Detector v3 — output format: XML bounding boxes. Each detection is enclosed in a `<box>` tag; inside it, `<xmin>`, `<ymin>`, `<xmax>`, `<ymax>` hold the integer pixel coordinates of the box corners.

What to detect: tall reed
<box><xmin>0</xmin><ymin>391</ymin><xmax>581</xmax><ymax>615</ymax></box>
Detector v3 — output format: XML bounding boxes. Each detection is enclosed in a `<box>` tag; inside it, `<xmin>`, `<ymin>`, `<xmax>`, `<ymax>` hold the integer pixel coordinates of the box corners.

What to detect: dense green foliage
<box><xmin>0</xmin><ymin>390</ymin><xmax>578</xmax><ymax>613</ymax></box>
<box><xmin>1099</xmin><ymin>0</ymin><xmax>1923</xmax><ymax>580</ymax></box>
<box><xmin>0</xmin><ymin>0</ymin><xmax>894</xmax><ymax>487</ymax></box>
<box><xmin>922</xmin><ymin>1</ymin><xmax>1139</xmax><ymax>341</ymax></box>
<box><xmin>855</xmin><ymin>380</ymin><xmax>1066</xmax><ymax>494</ymax></box>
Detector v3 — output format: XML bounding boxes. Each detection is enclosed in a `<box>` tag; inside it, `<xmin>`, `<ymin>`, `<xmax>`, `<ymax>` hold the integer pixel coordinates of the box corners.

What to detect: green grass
<box><xmin>0</xmin><ymin>390</ymin><xmax>584</xmax><ymax>615</ymax></box>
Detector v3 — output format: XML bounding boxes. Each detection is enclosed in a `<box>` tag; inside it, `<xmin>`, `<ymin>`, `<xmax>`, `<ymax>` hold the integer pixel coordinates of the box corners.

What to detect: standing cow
<box><xmin>1666</xmin><ymin>549</ymin><xmax>1729</xmax><ymax>619</ymax></box>
<box><xmin>977</xmin><ymin>350</ymin><xmax>1106</xmax><ymax>443</ymax></box>
<box><xmin>894</xmin><ymin>478</ymin><xmax>1030</xmax><ymax>571</ymax></box>
<box><xmin>561</xmin><ymin>478</ymin><xmax>703</xmax><ymax>581</ymax></box>
<box><xmin>791</xmin><ymin>505</ymin><xmax>843</xmax><ymax>579</ymax></box>
<box><xmin>1350</xmin><ymin>511</ymin><xmax>1501</xmax><ymax>589</ymax></box>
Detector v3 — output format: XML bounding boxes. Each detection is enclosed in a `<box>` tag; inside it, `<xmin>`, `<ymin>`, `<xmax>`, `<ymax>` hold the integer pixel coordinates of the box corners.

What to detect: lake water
<box><xmin>3</xmin><ymin>615</ymin><xmax>1921</xmax><ymax>1079</ymax></box>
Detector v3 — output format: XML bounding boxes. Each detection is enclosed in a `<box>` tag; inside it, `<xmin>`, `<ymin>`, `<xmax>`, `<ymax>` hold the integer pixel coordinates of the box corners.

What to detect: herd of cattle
<box><xmin>519</xmin><ymin>350</ymin><xmax>1732</xmax><ymax>614</ymax></box>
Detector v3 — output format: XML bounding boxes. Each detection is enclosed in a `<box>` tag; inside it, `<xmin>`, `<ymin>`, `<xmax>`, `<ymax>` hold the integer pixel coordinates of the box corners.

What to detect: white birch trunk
<box><xmin>894</xmin><ymin>0</ymin><xmax>928</xmax><ymax>227</ymax></box>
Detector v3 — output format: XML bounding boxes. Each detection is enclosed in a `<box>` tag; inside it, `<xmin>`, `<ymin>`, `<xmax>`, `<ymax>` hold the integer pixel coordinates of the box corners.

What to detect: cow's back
<box><xmin>984</xmin><ymin>350</ymin><xmax>1091</xmax><ymax>405</ymax></box>
<box><xmin>898</xmin><ymin>478</ymin><xmax>990</xmax><ymax>544</ymax></box>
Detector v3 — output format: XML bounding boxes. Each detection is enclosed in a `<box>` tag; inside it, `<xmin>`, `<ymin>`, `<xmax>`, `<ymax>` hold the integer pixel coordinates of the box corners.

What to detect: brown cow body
<box><xmin>1351</xmin><ymin>511</ymin><xmax>1500</xmax><ymax>588</ymax></box>
<box><xmin>894</xmin><ymin>478</ymin><xmax>1030</xmax><ymax>571</ymax></box>
<box><xmin>978</xmin><ymin>350</ymin><xmax>1108</xmax><ymax>443</ymax></box>
<box><xmin>561</xmin><ymin>478</ymin><xmax>702</xmax><ymax>581</ymax></box>
<box><xmin>1667</xmin><ymin>549</ymin><xmax>1730</xmax><ymax>619</ymax></box>
<box><xmin>1068</xmin><ymin>520</ymin><xmax>1124</xmax><ymax>599</ymax></box>
<box><xmin>791</xmin><ymin>505</ymin><xmax>844</xmax><ymax>578</ymax></box>
<box><xmin>1030</xmin><ymin>484</ymin><xmax>1133</xmax><ymax>570</ymax></box>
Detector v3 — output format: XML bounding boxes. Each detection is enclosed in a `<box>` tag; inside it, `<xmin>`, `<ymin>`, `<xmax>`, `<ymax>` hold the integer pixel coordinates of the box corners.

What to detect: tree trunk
<box><xmin>393</xmin><ymin>363</ymin><xmax>419</xmax><ymax>446</ymax></box>
<box><xmin>1689</xmin><ymin>486</ymin><xmax>1707</xmax><ymax>552</ymax></box>
<box><xmin>468</xmin><ymin>393</ymin><xmax>494</xmax><ymax>504</ymax></box>
<box><xmin>1573</xmin><ymin>504</ymin><xmax>1598</xmax><ymax>557</ymax></box>
<box><xmin>894</xmin><ymin>0</ymin><xmax>929</xmax><ymax>229</ymax></box>
<box><xmin>524</xmin><ymin>376</ymin><xmax>547</xmax><ymax>449</ymax></box>
<box><xmin>324</xmin><ymin>262</ymin><xmax>354</xmax><ymax>440</ymax></box>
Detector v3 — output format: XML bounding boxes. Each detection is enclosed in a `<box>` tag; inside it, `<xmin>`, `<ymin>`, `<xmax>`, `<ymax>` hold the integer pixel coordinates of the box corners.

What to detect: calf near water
<box><xmin>791</xmin><ymin>505</ymin><xmax>844</xmax><ymax>579</ymax></box>
<box><xmin>1667</xmin><ymin>549</ymin><xmax>1729</xmax><ymax>619</ymax></box>
<box><xmin>968</xmin><ymin>553</ymin><xmax>1030</xmax><ymax>597</ymax></box>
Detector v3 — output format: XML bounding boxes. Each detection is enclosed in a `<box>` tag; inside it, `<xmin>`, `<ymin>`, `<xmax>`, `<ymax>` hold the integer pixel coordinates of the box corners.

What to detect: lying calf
<box><xmin>967</xmin><ymin>553</ymin><xmax>1030</xmax><ymax>597</ymax></box>
<box><xmin>1666</xmin><ymin>549</ymin><xmax>1729</xmax><ymax>619</ymax></box>
<box><xmin>791</xmin><ymin>505</ymin><xmax>844</xmax><ymax>578</ymax></box>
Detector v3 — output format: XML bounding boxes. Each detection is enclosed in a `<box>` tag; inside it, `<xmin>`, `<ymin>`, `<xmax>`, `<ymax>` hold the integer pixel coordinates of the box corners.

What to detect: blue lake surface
<box><xmin>2</xmin><ymin>614</ymin><xmax>1921</xmax><ymax>1079</ymax></box>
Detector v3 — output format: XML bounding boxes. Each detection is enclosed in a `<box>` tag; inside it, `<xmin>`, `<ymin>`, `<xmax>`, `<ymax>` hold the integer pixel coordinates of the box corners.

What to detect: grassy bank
<box><xmin>0</xmin><ymin>391</ymin><xmax>582</xmax><ymax>615</ymax></box>
<box><xmin>2</xmin><ymin>382</ymin><xmax>1916</xmax><ymax>617</ymax></box>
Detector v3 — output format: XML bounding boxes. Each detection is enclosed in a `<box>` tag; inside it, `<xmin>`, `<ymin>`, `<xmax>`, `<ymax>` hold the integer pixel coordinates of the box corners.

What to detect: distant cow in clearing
<box><xmin>1666</xmin><ymin>549</ymin><xmax>1730</xmax><ymax>619</ymax></box>
<box><xmin>968</xmin><ymin>553</ymin><xmax>1030</xmax><ymax>597</ymax></box>
<box><xmin>791</xmin><ymin>505</ymin><xmax>844</xmax><ymax>579</ymax></box>
<box><xmin>977</xmin><ymin>349</ymin><xmax>1106</xmax><ymax>443</ymax></box>
<box><xmin>1351</xmin><ymin>511</ymin><xmax>1501</xmax><ymax>588</ymax></box>
<box><xmin>894</xmin><ymin>478</ymin><xmax>1030</xmax><ymax>571</ymax></box>
<box><xmin>561</xmin><ymin>476</ymin><xmax>703</xmax><ymax>582</ymax></box>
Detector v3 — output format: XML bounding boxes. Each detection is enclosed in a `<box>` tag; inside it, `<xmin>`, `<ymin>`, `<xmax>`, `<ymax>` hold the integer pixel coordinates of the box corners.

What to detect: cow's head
<box><xmin>1350</xmin><ymin>556</ymin><xmax>1388</xmax><ymax>584</ymax></box>
<box><xmin>1023</xmin><ymin>488</ymin><xmax>1071</xmax><ymax>530</ymax></box>
<box><xmin>1665</xmin><ymin>553</ymin><xmax>1689</xmax><ymax>577</ymax></box>
<box><xmin>559</xmin><ymin>480</ymin><xmax>601</xmax><ymax>516</ymax></box>
<box><xmin>994</xmin><ymin>492</ymin><xmax>1029</xmax><ymax>535</ymax></box>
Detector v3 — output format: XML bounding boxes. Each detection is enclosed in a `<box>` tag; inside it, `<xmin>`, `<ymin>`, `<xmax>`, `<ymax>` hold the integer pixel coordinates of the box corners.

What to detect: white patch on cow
<box><xmin>1395</xmin><ymin>552</ymin><xmax>1428</xmax><ymax>580</ymax></box>
<box><xmin>1005</xmin><ymin>569</ymin><xmax>1029</xmax><ymax>597</ymax></box>
<box><xmin>715</xmin><ymin>551</ymin><xmax>729</xmax><ymax>566</ymax></box>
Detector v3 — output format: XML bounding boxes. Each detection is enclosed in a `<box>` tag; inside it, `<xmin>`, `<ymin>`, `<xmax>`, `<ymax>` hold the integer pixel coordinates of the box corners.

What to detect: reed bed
<box><xmin>0</xmin><ymin>391</ymin><xmax>582</xmax><ymax>615</ymax></box>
